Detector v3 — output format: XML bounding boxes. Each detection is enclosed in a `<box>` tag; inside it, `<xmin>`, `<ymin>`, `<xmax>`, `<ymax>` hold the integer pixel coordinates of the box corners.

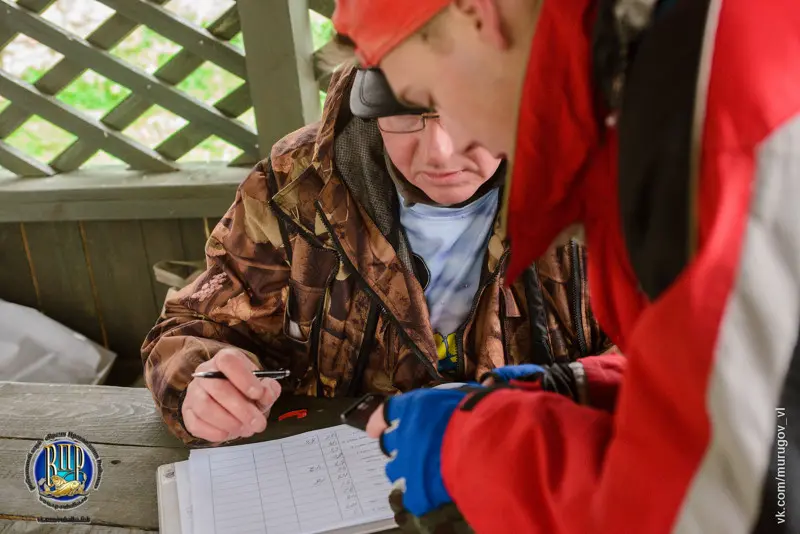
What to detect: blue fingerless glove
<box><xmin>481</xmin><ymin>363</ymin><xmax>547</xmax><ymax>384</ymax></box>
<box><xmin>380</xmin><ymin>386</ymin><xmax>478</xmax><ymax>517</ymax></box>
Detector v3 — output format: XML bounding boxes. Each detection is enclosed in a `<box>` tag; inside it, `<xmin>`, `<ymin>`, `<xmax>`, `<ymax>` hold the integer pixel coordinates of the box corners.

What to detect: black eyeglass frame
<box><xmin>376</xmin><ymin>112</ymin><xmax>441</xmax><ymax>134</ymax></box>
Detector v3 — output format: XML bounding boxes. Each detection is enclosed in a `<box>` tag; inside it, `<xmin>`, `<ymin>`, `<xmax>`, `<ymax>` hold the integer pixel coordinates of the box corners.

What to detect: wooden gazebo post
<box><xmin>237</xmin><ymin>0</ymin><xmax>323</xmax><ymax>159</ymax></box>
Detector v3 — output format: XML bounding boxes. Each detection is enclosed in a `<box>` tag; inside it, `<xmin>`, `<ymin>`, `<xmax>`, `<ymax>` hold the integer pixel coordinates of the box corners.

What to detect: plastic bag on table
<box><xmin>0</xmin><ymin>299</ymin><xmax>116</xmax><ymax>384</ymax></box>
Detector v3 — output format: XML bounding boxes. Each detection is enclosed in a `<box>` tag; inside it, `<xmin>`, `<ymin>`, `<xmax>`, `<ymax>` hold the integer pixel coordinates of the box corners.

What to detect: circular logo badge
<box><xmin>25</xmin><ymin>432</ymin><xmax>102</xmax><ymax>510</ymax></box>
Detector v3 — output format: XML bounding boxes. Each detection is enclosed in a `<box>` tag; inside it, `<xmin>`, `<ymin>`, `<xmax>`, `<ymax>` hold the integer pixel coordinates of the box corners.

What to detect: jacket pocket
<box><xmin>282</xmin><ymin>240</ymin><xmax>338</xmax><ymax>397</ymax></box>
<box><xmin>283</xmin><ymin>279</ymin><xmax>324</xmax><ymax>343</ymax></box>
<box><xmin>282</xmin><ymin>240</ymin><xmax>338</xmax><ymax>344</ymax></box>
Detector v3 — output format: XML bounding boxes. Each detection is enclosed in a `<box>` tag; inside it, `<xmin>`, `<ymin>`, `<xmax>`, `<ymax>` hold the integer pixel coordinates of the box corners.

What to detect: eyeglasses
<box><xmin>377</xmin><ymin>113</ymin><xmax>440</xmax><ymax>134</ymax></box>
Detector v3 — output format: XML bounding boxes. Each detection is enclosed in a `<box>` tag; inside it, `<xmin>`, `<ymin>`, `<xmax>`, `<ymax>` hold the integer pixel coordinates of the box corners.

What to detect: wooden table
<box><xmin>0</xmin><ymin>382</ymin><xmax>390</xmax><ymax>533</ymax></box>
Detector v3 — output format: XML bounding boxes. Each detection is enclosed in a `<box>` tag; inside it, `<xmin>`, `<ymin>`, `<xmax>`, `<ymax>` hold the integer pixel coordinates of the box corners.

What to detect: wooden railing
<box><xmin>0</xmin><ymin>0</ymin><xmax>338</xmax><ymax>385</ymax></box>
<box><xmin>0</xmin><ymin>0</ymin><xmax>336</xmax><ymax>179</ymax></box>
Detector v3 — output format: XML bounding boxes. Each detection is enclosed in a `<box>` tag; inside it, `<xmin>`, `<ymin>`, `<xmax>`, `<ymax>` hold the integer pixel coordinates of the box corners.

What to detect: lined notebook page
<box><xmin>189</xmin><ymin>425</ymin><xmax>394</xmax><ymax>534</ymax></box>
<box><xmin>174</xmin><ymin>461</ymin><xmax>193</xmax><ymax>534</ymax></box>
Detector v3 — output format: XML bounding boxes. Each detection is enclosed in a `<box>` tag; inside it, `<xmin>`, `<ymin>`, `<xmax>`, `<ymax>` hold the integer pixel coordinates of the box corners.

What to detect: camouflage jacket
<box><xmin>141</xmin><ymin>66</ymin><xmax>614</xmax><ymax>447</ymax></box>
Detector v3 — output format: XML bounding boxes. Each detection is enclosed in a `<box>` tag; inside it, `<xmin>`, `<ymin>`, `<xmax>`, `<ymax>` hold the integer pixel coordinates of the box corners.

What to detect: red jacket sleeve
<box><xmin>442</xmin><ymin>390</ymin><xmax>612</xmax><ymax>533</ymax></box>
<box><xmin>510</xmin><ymin>354</ymin><xmax>626</xmax><ymax>412</ymax></box>
<box><xmin>569</xmin><ymin>353</ymin><xmax>625</xmax><ymax>412</ymax></box>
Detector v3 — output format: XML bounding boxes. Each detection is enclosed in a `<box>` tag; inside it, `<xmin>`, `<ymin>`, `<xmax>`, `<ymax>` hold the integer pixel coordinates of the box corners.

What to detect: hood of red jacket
<box><xmin>501</xmin><ymin>0</ymin><xmax>605</xmax><ymax>283</ymax></box>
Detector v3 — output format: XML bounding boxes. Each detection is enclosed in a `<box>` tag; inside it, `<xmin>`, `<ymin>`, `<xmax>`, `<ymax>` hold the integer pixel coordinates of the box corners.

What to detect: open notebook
<box><xmin>157</xmin><ymin>425</ymin><xmax>397</xmax><ymax>534</ymax></box>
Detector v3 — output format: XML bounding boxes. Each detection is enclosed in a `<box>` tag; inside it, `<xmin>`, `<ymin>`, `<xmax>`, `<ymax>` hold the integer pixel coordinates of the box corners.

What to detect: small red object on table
<box><xmin>278</xmin><ymin>409</ymin><xmax>308</xmax><ymax>421</ymax></box>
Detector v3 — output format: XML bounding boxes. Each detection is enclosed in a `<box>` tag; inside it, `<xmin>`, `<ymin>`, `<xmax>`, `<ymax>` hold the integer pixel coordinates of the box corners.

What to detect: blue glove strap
<box><xmin>485</xmin><ymin>363</ymin><xmax>546</xmax><ymax>383</ymax></box>
<box><xmin>380</xmin><ymin>388</ymin><xmax>469</xmax><ymax>516</ymax></box>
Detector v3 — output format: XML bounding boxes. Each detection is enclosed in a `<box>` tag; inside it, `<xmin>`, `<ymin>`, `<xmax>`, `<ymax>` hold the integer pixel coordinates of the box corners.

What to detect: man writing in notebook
<box><xmin>333</xmin><ymin>0</ymin><xmax>800</xmax><ymax>532</ymax></box>
<box><xmin>142</xmin><ymin>65</ymin><xmax>615</xmax><ymax>446</ymax></box>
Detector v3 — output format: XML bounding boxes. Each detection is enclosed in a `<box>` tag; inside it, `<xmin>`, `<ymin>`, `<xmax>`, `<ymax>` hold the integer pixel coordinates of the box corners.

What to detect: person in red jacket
<box><xmin>333</xmin><ymin>0</ymin><xmax>800</xmax><ymax>532</ymax></box>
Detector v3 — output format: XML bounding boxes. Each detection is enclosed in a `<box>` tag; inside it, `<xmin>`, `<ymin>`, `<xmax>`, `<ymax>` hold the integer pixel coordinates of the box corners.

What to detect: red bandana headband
<box><xmin>332</xmin><ymin>0</ymin><xmax>451</xmax><ymax>66</ymax></box>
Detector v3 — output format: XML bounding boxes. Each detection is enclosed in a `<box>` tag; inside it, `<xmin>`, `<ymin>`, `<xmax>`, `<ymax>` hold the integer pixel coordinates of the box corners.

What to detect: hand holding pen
<box><xmin>182</xmin><ymin>349</ymin><xmax>285</xmax><ymax>443</ymax></box>
<box><xmin>192</xmin><ymin>369</ymin><xmax>291</xmax><ymax>379</ymax></box>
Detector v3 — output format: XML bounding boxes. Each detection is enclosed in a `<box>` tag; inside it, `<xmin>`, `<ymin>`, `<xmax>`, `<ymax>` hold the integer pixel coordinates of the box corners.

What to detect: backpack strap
<box><xmin>592</xmin><ymin>0</ymin><xmax>660</xmax><ymax>118</ymax></box>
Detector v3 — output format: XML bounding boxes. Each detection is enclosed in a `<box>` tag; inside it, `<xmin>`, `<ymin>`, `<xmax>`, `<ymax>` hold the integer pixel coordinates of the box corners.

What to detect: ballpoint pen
<box><xmin>191</xmin><ymin>369</ymin><xmax>292</xmax><ymax>379</ymax></box>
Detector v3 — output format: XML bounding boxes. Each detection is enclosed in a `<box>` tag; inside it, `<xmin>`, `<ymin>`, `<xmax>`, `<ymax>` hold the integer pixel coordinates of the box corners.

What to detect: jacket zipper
<box><xmin>570</xmin><ymin>240</ymin><xmax>588</xmax><ymax>357</ymax></box>
<box><xmin>268</xmin><ymin>198</ymin><xmax>326</xmax><ymax>249</ymax></box>
<box><xmin>347</xmin><ymin>302</ymin><xmax>380</xmax><ymax>396</ymax></box>
<box><xmin>314</xmin><ymin>202</ymin><xmax>439</xmax><ymax>381</ymax></box>
<box><xmin>455</xmin><ymin>248</ymin><xmax>511</xmax><ymax>379</ymax></box>
<box><xmin>525</xmin><ymin>264</ymin><xmax>555</xmax><ymax>365</ymax></box>
<box><xmin>498</xmin><ymin>288</ymin><xmax>512</xmax><ymax>364</ymax></box>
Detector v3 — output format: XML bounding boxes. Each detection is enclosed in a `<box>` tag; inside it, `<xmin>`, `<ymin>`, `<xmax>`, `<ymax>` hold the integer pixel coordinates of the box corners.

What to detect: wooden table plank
<box><xmin>0</xmin><ymin>382</ymin><xmax>180</xmax><ymax>448</ymax></box>
<box><xmin>0</xmin><ymin>440</ymin><xmax>186</xmax><ymax>530</ymax></box>
<box><xmin>0</xmin><ymin>519</ymin><xmax>152</xmax><ymax>533</ymax></box>
<box><xmin>0</xmin><ymin>382</ymin><xmax>378</xmax><ymax>531</ymax></box>
<box><xmin>0</xmin><ymin>382</ymin><xmax>355</xmax><ymax>447</ymax></box>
